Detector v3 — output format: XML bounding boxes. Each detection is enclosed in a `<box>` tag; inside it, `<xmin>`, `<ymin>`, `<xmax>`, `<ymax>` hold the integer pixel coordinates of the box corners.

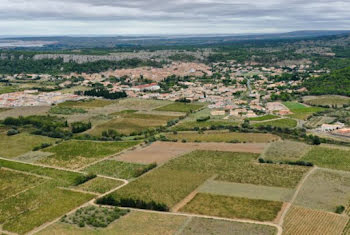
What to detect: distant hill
<box><xmin>1</xmin><ymin>30</ymin><xmax>350</xmax><ymax>49</ymax></box>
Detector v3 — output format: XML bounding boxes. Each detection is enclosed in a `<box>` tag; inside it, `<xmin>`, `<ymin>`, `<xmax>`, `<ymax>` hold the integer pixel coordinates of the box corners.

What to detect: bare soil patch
<box><xmin>116</xmin><ymin>142</ymin><xmax>266</xmax><ymax>164</ymax></box>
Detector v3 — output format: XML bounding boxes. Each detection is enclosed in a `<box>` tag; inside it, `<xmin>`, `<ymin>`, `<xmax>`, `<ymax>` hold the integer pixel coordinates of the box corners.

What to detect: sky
<box><xmin>1</xmin><ymin>0</ymin><xmax>350</xmax><ymax>36</ymax></box>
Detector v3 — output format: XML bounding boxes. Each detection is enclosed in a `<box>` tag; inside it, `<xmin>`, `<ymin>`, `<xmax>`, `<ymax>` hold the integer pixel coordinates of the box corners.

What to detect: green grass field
<box><xmin>248</xmin><ymin>115</ymin><xmax>279</xmax><ymax>121</ymax></box>
<box><xmin>180</xmin><ymin>193</ymin><xmax>282</xmax><ymax>221</ymax></box>
<box><xmin>0</xmin><ymin>133</ymin><xmax>57</xmax><ymax>158</ymax></box>
<box><xmin>182</xmin><ymin>217</ymin><xmax>277</xmax><ymax>235</ymax></box>
<box><xmin>165</xmin><ymin>131</ymin><xmax>279</xmax><ymax>143</ymax></box>
<box><xmin>75</xmin><ymin>177</ymin><xmax>124</xmax><ymax>194</ymax></box>
<box><xmin>198</xmin><ymin>180</ymin><xmax>294</xmax><ymax>202</ymax></box>
<box><xmin>49</xmin><ymin>106</ymin><xmax>87</xmax><ymax>115</ymax></box>
<box><xmin>304</xmin><ymin>95</ymin><xmax>350</xmax><ymax>107</ymax></box>
<box><xmin>38</xmin><ymin>210</ymin><xmax>188</xmax><ymax>235</ymax></box>
<box><xmin>0</xmin><ymin>181</ymin><xmax>94</xmax><ymax>234</ymax></box>
<box><xmin>83</xmin><ymin>160</ymin><xmax>153</xmax><ymax>179</ymax></box>
<box><xmin>155</xmin><ymin>102</ymin><xmax>204</xmax><ymax>113</ymax></box>
<box><xmin>40</xmin><ymin>140</ymin><xmax>139</xmax><ymax>169</ymax></box>
<box><xmin>0</xmin><ymin>159</ymin><xmax>95</xmax><ymax>234</ymax></box>
<box><xmin>295</xmin><ymin>168</ymin><xmax>350</xmax><ymax>212</ymax></box>
<box><xmin>0</xmin><ymin>158</ymin><xmax>82</xmax><ymax>186</ymax></box>
<box><xmin>59</xmin><ymin>99</ymin><xmax>116</xmax><ymax>108</ymax></box>
<box><xmin>301</xmin><ymin>146</ymin><xmax>350</xmax><ymax>171</ymax></box>
<box><xmin>0</xmin><ymin>168</ymin><xmax>46</xmax><ymax>201</ymax></box>
<box><xmin>283</xmin><ymin>102</ymin><xmax>325</xmax><ymax>120</ymax></box>
<box><xmin>253</xmin><ymin>118</ymin><xmax>297</xmax><ymax>128</ymax></box>
<box><xmin>88</xmin><ymin>112</ymin><xmax>177</xmax><ymax>136</ymax></box>
<box><xmin>263</xmin><ymin>140</ymin><xmax>311</xmax><ymax>162</ymax></box>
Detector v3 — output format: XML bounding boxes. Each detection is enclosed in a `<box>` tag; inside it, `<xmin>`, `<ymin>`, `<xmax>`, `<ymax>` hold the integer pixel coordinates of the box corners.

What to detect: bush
<box><xmin>133</xmin><ymin>163</ymin><xmax>157</xmax><ymax>178</ymax></box>
<box><xmin>335</xmin><ymin>205</ymin><xmax>345</xmax><ymax>214</ymax></box>
<box><xmin>97</xmin><ymin>196</ymin><xmax>169</xmax><ymax>211</ymax></box>
<box><xmin>71</xmin><ymin>122</ymin><xmax>92</xmax><ymax>133</ymax></box>
<box><xmin>74</xmin><ymin>172</ymin><xmax>97</xmax><ymax>186</ymax></box>
<box><xmin>196</xmin><ymin>116</ymin><xmax>210</xmax><ymax>122</ymax></box>
<box><xmin>7</xmin><ymin>129</ymin><xmax>19</xmax><ymax>136</ymax></box>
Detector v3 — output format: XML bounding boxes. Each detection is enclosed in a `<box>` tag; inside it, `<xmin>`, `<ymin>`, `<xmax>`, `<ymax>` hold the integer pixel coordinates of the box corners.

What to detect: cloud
<box><xmin>0</xmin><ymin>0</ymin><xmax>349</xmax><ymax>35</ymax></box>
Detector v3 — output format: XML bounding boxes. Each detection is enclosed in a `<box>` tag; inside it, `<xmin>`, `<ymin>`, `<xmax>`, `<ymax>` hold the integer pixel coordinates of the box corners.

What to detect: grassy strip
<box><xmin>253</xmin><ymin>118</ymin><xmax>297</xmax><ymax>129</ymax></box>
<box><xmin>41</xmin><ymin>140</ymin><xmax>139</xmax><ymax>169</ymax></box>
<box><xmin>165</xmin><ymin>131</ymin><xmax>279</xmax><ymax>143</ymax></box>
<box><xmin>180</xmin><ymin>193</ymin><xmax>282</xmax><ymax>221</ymax></box>
<box><xmin>248</xmin><ymin>115</ymin><xmax>279</xmax><ymax>121</ymax></box>
<box><xmin>155</xmin><ymin>102</ymin><xmax>204</xmax><ymax>113</ymax></box>
<box><xmin>301</xmin><ymin>146</ymin><xmax>350</xmax><ymax>171</ymax></box>
<box><xmin>75</xmin><ymin>177</ymin><xmax>124</xmax><ymax>194</ymax></box>
<box><xmin>0</xmin><ymin>158</ymin><xmax>82</xmax><ymax>186</ymax></box>
<box><xmin>83</xmin><ymin>160</ymin><xmax>156</xmax><ymax>179</ymax></box>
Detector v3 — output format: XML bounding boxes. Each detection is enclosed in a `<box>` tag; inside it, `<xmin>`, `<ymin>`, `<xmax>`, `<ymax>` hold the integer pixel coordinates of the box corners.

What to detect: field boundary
<box><xmin>278</xmin><ymin>166</ymin><xmax>318</xmax><ymax>226</ymax></box>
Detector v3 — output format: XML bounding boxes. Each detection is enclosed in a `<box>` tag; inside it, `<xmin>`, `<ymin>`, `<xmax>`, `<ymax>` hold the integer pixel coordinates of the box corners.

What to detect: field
<box><xmin>294</xmin><ymin>168</ymin><xmax>350</xmax><ymax>212</ymax></box>
<box><xmin>162</xmin><ymin>151</ymin><xmax>308</xmax><ymax>188</ymax></box>
<box><xmin>304</xmin><ymin>95</ymin><xmax>350</xmax><ymax>107</ymax></box>
<box><xmin>283</xmin><ymin>206</ymin><xmax>348</xmax><ymax>235</ymax></box>
<box><xmin>198</xmin><ymin>180</ymin><xmax>294</xmax><ymax>202</ymax></box>
<box><xmin>283</xmin><ymin>102</ymin><xmax>325</xmax><ymax>120</ymax></box>
<box><xmin>305</xmin><ymin>116</ymin><xmax>336</xmax><ymax>129</ymax></box>
<box><xmin>0</xmin><ymin>168</ymin><xmax>46</xmax><ymax>201</ymax></box>
<box><xmin>59</xmin><ymin>99</ymin><xmax>116</xmax><ymax>109</ymax></box>
<box><xmin>0</xmin><ymin>132</ymin><xmax>57</xmax><ymax>158</ymax></box>
<box><xmin>165</xmin><ymin>131</ymin><xmax>279</xmax><ymax>143</ymax></box>
<box><xmin>0</xmin><ymin>182</ymin><xmax>95</xmax><ymax>234</ymax></box>
<box><xmin>74</xmin><ymin>177</ymin><xmax>124</xmax><ymax>194</ymax></box>
<box><xmin>109</xmin><ymin>167</ymin><xmax>210</xmax><ymax>209</ymax></box>
<box><xmin>88</xmin><ymin>112</ymin><xmax>177</xmax><ymax>135</ymax></box>
<box><xmin>0</xmin><ymin>106</ymin><xmax>50</xmax><ymax>119</ymax></box>
<box><xmin>155</xmin><ymin>102</ymin><xmax>204</xmax><ymax>113</ymax></box>
<box><xmin>180</xmin><ymin>193</ymin><xmax>283</xmax><ymax>221</ymax></box>
<box><xmin>0</xmin><ymin>159</ymin><xmax>95</xmax><ymax>234</ymax></box>
<box><xmin>182</xmin><ymin>217</ymin><xmax>277</xmax><ymax>235</ymax></box>
<box><xmin>172</xmin><ymin>120</ymin><xmax>239</xmax><ymax>131</ymax></box>
<box><xmin>262</xmin><ymin>140</ymin><xmax>311</xmax><ymax>162</ymax></box>
<box><xmin>116</xmin><ymin>141</ymin><xmax>266</xmax><ymax>164</ymax></box>
<box><xmin>49</xmin><ymin>106</ymin><xmax>87</xmax><ymax>115</ymax></box>
<box><xmin>248</xmin><ymin>115</ymin><xmax>279</xmax><ymax>121</ymax></box>
<box><xmin>252</xmin><ymin>118</ymin><xmax>297</xmax><ymax>128</ymax></box>
<box><xmin>83</xmin><ymin>160</ymin><xmax>153</xmax><ymax>179</ymax></box>
<box><xmin>38</xmin><ymin>210</ymin><xmax>188</xmax><ymax>235</ymax></box>
<box><xmin>40</xmin><ymin>140</ymin><xmax>138</xmax><ymax>169</ymax></box>
<box><xmin>107</xmin><ymin>150</ymin><xmax>308</xmax><ymax>211</ymax></box>
<box><xmin>301</xmin><ymin>146</ymin><xmax>350</xmax><ymax>171</ymax></box>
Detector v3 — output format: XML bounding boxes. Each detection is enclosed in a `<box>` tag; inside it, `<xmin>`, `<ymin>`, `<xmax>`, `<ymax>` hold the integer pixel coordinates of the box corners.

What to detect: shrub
<box><xmin>7</xmin><ymin>129</ymin><xmax>19</xmax><ymax>136</ymax></box>
<box><xmin>335</xmin><ymin>205</ymin><xmax>345</xmax><ymax>214</ymax></box>
<box><xmin>74</xmin><ymin>172</ymin><xmax>97</xmax><ymax>186</ymax></box>
<box><xmin>196</xmin><ymin>116</ymin><xmax>210</xmax><ymax>122</ymax></box>
<box><xmin>133</xmin><ymin>163</ymin><xmax>157</xmax><ymax>178</ymax></box>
